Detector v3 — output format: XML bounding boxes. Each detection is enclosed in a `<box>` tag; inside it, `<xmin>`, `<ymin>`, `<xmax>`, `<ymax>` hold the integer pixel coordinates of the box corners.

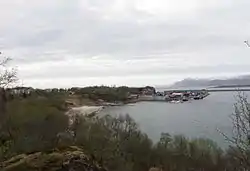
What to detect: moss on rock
<box><xmin>1</xmin><ymin>146</ymin><xmax>107</xmax><ymax>171</ymax></box>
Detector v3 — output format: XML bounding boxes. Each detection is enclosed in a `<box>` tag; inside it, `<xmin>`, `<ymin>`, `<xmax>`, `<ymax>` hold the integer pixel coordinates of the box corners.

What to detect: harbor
<box><xmin>132</xmin><ymin>86</ymin><xmax>250</xmax><ymax>103</ymax></box>
<box><xmin>135</xmin><ymin>89</ymin><xmax>210</xmax><ymax>103</ymax></box>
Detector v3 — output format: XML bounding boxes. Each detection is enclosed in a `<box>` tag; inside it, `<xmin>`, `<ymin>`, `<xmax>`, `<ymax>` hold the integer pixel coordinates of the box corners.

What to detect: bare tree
<box><xmin>244</xmin><ymin>40</ymin><xmax>250</xmax><ymax>48</ymax></box>
<box><xmin>0</xmin><ymin>52</ymin><xmax>17</xmax><ymax>160</ymax></box>
<box><xmin>220</xmin><ymin>92</ymin><xmax>250</xmax><ymax>170</ymax></box>
<box><xmin>0</xmin><ymin>52</ymin><xmax>17</xmax><ymax>124</ymax></box>
<box><xmin>0</xmin><ymin>55</ymin><xmax>17</xmax><ymax>88</ymax></box>
<box><xmin>219</xmin><ymin>42</ymin><xmax>250</xmax><ymax>170</ymax></box>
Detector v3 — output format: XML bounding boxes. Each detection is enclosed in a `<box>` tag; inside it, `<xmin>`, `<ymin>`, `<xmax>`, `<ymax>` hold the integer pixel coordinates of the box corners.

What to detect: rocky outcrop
<box><xmin>1</xmin><ymin>146</ymin><xmax>107</xmax><ymax>171</ymax></box>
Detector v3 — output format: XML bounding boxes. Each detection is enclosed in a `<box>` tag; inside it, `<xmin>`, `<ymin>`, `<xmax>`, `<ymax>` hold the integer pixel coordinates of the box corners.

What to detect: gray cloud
<box><xmin>1</xmin><ymin>0</ymin><xmax>250</xmax><ymax>87</ymax></box>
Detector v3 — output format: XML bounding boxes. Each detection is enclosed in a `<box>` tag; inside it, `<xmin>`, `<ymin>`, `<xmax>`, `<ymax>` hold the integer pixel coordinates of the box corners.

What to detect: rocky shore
<box><xmin>71</xmin><ymin>106</ymin><xmax>104</xmax><ymax>116</ymax></box>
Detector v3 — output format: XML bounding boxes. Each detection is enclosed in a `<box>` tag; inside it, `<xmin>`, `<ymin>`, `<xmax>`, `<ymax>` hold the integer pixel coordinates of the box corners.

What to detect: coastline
<box><xmin>71</xmin><ymin>106</ymin><xmax>104</xmax><ymax>116</ymax></box>
<box><xmin>66</xmin><ymin>106</ymin><xmax>104</xmax><ymax>125</ymax></box>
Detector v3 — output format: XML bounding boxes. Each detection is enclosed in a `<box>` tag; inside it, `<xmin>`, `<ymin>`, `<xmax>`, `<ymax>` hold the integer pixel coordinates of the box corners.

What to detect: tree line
<box><xmin>5</xmin><ymin>85</ymin><xmax>156</xmax><ymax>103</ymax></box>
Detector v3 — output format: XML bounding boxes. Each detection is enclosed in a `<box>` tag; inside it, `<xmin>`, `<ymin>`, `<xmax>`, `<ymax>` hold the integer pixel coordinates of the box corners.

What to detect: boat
<box><xmin>182</xmin><ymin>96</ymin><xmax>189</xmax><ymax>101</ymax></box>
<box><xmin>194</xmin><ymin>95</ymin><xmax>201</xmax><ymax>100</ymax></box>
<box><xmin>170</xmin><ymin>100</ymin><xmax>182</xmax><ymax>104</ymax></box>
<box><xmin>126</xmin><ymin>104</ymin><xmax>135</xmax><ymax>106</ymax></box>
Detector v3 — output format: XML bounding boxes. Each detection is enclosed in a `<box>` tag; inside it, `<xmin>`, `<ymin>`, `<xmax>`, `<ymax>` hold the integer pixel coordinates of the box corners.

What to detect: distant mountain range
<box><xmin>169</xmin><ymin>75</ymin><xmax>250</xmax><ymax>88</ymax></box>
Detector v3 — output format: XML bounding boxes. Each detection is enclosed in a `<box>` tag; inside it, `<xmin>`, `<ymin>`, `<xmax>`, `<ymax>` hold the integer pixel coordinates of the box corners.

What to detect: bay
<box><xmin>99</xmin><ymin>91</ymin><xmax>249</xmax><ymax>147</ymax></box>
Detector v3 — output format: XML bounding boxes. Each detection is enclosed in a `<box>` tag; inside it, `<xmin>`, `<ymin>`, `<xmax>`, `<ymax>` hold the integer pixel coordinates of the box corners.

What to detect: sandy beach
<box><xmin>71</xmin><ymin>106</ymin><xmax>104</xmax><ymax>116</ymax></box>
<box><xmin>66</xmin><ymin>106</ymin><xmax>104</xmax><ymax>125</ymax></box>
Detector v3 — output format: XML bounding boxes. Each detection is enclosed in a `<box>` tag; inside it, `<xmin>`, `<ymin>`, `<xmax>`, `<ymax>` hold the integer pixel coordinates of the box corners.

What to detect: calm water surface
<box><xmin>100</xmin><ymin>92</ymin><xmax>249</xmax><ymax>147</ymax></box>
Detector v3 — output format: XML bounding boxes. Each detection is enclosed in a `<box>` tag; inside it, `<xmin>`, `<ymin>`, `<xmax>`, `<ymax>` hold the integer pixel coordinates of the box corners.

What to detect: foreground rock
<box><xmin>1</xmin><ymin>146</ymin><xmax>107</xmax><ymax>171</ymax></box>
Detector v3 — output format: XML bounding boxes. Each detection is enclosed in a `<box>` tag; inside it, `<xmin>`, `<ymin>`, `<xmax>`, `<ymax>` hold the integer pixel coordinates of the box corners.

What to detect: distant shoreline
<box><xmin>212</xmin><ymin>85</ymin><xmax>250</xmax><ymax>88</ymax></box>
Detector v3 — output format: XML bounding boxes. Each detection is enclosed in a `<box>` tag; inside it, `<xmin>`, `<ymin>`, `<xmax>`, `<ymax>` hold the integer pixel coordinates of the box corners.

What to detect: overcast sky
<box><xmin>1</xmin><ymin>0</ymin><xmax>250</xmax><ymax>88</ymax></box>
